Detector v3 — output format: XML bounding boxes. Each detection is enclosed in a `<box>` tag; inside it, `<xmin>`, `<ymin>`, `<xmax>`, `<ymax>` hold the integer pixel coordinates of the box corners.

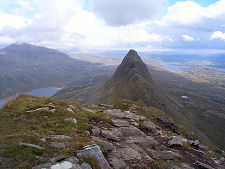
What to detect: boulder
<box><xmin>111</xmin><ymin>119</ymin><xmax>130</xmax><ymax>127</ymax></box>
<box><xmin>168</xmin><ymin>136</ymin><xmax>187</xmax><ymax>147</ymax></box>
<box><xmin>77</xmin><ymin>144</ymin><xmax>111</xmax><ymax>169</ymax></box>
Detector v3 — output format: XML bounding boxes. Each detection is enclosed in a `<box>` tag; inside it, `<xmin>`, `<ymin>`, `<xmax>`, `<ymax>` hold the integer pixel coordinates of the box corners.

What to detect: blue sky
<box><xmin>0</xmin><ymin>0</ymin><xmax>225</xmax><ymax>54</ymax></box>
<box><xmin>168</xmin><ymin>0</ymin><xmax>219</xmax><ymax>6</ymax></box>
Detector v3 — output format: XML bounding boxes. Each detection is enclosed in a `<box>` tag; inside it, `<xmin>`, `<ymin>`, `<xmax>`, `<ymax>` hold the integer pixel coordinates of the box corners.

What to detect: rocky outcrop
<box><xmin>77</xmin><ymin>144</ymin><xmax>111</xmax><ymax>169</ymax></box>
<box><xmin>81</xmin><ymin>107</ymin><xmax>221</xmax><ymax>169</ymax></box>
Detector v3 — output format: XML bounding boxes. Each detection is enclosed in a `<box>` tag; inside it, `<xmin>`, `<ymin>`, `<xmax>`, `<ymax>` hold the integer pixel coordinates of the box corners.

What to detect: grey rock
<box><xmin>170</xmin><ymin>166</ymin><xmax>181</xmax><ymax>169</ymax></box>
<box><xmin>77</xmin><ymin>144</ymin><xmax>111</xmax><ymax>169</ymax></box>
<box><xmin>120</xmin><ymin>147</ymin><xmax>142</xmax><ymax>161</ymax></box>
<box><xmin>50</xmin><ymin>135</ymin><xmax>71</xmax><ymax>140</ymax></box>
<box><xmin>40</xmin><ymin>138</ymin><xmax>47</xmax><ymax>142</ymax></box>
<box><xmin>146</xmin><ymin>149</ymin><xmax>176</xmax><ymax>160</ymax></box>
<box><xmin>65</xmin><ymin>118</ymin><xmax>77</xmax><ymax>124</ymax></box>
<box><xmin>26</xmin><ymin>107</ymin><xmax>50</xmax><ymax>112</ymax></box>
<box><xmin>91</xmin><ymin>128</ymin><xmax>100</xmax><ymax>137</ymax></box>
<box><xmin>98</xmin><ymin>104</ymin><xmax>113</xmax><ymax>109</ymax></box>
<box><xmin>181</xmin><ymin>163</ymin><xmax>195</xmax><ymax>169</ymax></box>
<box><xmin>51</xmin><ymin>142</ymin><xmax>66</xmax><ymax>148</ymax></box>
<box><xmin>101</xmin><ymin>128</ymin><xmax>122</xmax><ymax>141</ymax></box>
<box><xmin>108</xmin><ymin>157</ymin><xmax>126</xmax><ymax>169</ymax></box>
<box><xmin>33</xmin><ymin>157</ymin><xmax>81</xmax><ymax>169</ymax></box>
<box><xmin>19</xmin><ymin>143</ymin><xmax>42</xmax><ymax>150</ymax></box>
<box><xmin>111</xmin><ymin>119</ymin><xmax>130</xmax><ymax>127</ymax></box>
<box><xmin>67</xmin><ymin>108</ymin><xmax>74</xmax><ymax>113</ymax></box>
<box><xmin>104</xmin><ymin>109</ymin><xmax>145</xmax><ymax>121</ymax></box>
<box><xmin>168</xmin><ymin>136</ymin><xmax>187</xmax><ymax>147</ymax></box>
<box><xmin>91</xmin><ymin>136</ymin><xmax>114</xmax><ymax>151</ymax></box>
<box><xmin>190</xmin><ymin>148</ymin><xmax>208</xmax><ymax>158</ymax></box>
<box><xmin>69</xmin><ymin>105</ymin><xmax>76</xmax><ymax>109</ymax></box>
<box><xmin>125</xmin><ymin>136</ymin><xmax>158</xmax><ymax>148</ymax></box>
<box><xmin>131</xmin><ymin>121</ymin><xmax>139</xmax><ymax>127</ymax></box>
<box><xmin>195</xmin><ymin>161</ymin><xmax>214</xmax><ymax>169</ymax></box>
<box><xmin>140</xmin><ymin>120</ymin><xmax>160</xmax><ymax>133</ymax></box>
<box><xmin>81</xmin><ymin>162</ymin><xmax>92</xmax><ymax>169</ymax></box>
<box><xmin>66</xmin><ymin>157</ymin><xmax>80</xmax><ymax>164</ymax></box>
<box><xmin>120</xmin><ymin>126</ymin><xmax>146</xmax><ymax>137</ymax></box>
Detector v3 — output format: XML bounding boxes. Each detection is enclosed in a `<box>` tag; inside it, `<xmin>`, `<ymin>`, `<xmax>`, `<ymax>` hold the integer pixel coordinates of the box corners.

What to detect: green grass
<box><xmin>0</xmin><ymin>95</ymin><xmax>113</xmax><ymax>169</ymax></box>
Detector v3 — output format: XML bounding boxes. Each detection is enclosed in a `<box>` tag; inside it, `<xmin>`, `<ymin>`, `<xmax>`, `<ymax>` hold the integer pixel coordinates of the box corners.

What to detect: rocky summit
<box><xmin>54</xmin><ymin>49</ymin><xmax>169</xmax><ymax>111</ymax></box>
<box><xmin>95</xmin><ymin>49</ymin><xmax>169</xmax><ymax>111</ymax></box>
<box><xmin>0</xmin><ymin>95</ymin><xmax>224</xmax><ymax>169</ymax></box>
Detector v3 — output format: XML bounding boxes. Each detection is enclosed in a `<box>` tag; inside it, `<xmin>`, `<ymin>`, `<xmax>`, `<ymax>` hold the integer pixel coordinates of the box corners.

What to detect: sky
<box><xmin>0</xmin><ymin>0</ymin><xmax>225</xmax><ymax>54</ymax></box>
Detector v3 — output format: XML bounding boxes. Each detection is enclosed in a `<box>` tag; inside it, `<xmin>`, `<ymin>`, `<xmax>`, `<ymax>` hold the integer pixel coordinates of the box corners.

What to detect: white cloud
<box><xmin>210</xmin><ymin>31</ymin><xmax>225</xmax><ymax>41</ymax></box>
<box><xmin>0</xmin><ymin>0</ymin><xmax>225</xmax><ymax>52</ymax></box>
<box><xmin>182</xmin><ymin>35</ymin><xmax>196</xmax><ymax>41</ymax></box>
<box><xmin>0</xmin><ymin>11</ymin><xmax>31</xmax><ymax>30</ymax></box>
<box><xmin>90</xmin><ymin>0</ymin><xmax>164</xmax><ymax>26</ymax></box>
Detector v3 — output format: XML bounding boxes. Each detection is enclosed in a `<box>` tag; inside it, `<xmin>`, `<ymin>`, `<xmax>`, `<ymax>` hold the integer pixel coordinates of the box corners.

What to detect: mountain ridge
<box><xmin>0</xmin><ymin>43</ymin><xmax>114</xmax><ymax>99</ymax></box>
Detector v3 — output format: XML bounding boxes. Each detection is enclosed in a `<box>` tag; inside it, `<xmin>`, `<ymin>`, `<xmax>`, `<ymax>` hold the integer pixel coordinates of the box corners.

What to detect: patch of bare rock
<box><xmin>33</xmin><ymin>107</ymin><xmax>224</xmax><ymax>169</ymax></box>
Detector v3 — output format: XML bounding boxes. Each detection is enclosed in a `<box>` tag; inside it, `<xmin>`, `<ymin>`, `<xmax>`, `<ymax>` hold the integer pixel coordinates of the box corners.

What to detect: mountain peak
<box><xmin>95</xmin><ymin>49</ymin><xmax>168</xmax><ymax>109</ymax></box>
<box><xmin>113</xmin><ymin>49</ymin><xmax>152</xmax><ymax>83</ymax></box>
<box><xmin>123</xmin><ymin>49</ymin><xmax>142</xmax><ymax>63</ymax></box>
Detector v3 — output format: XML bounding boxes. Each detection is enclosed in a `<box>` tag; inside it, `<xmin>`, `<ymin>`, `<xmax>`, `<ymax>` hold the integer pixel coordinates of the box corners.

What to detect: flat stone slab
<box><xmin>51</xmin><ymin>142</ymin><xmax>66</xmax><ymax>148</ymax></box>
<box><xmin>111</xmin><ymin>119</ymin><xmax>130</xmax><ymax>127</ymax></box>
<box><xmin>19</xmin><ymin>143</ymin><xmax>42</xmax><ymax>149</ymax></box>
<box><xmin>50</xmin><ymin>135</ymin><xmax>71</xmax><ymax>140</ymax></box>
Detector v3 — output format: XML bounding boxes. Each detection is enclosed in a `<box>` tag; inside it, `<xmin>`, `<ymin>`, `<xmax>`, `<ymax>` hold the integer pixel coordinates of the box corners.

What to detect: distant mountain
<box><xmin>96</xmin><ymin>49</ymin><xmax>169</xmax><ymax>109</ymax></box>
<box><xmin>0</xmin><ymin>43</ymin><xmax>114</xmax><ymax>99</ymax></box>
<box><xmin>54</xmin><ymin>50</ymin><xmax>168</xmax><ymax>111</ymax></box>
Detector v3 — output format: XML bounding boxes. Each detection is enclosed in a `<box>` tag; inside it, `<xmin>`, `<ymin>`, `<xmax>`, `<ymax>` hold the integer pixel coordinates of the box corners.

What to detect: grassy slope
<box><xmin>148</xmin><ymin>66</ymin><xmax>225</xmax><ymax>150</ymax></box>
<box><xmin>0</xmin><ymin>95</ymin><xmax>113</xmax><ymax>169</ymax></box>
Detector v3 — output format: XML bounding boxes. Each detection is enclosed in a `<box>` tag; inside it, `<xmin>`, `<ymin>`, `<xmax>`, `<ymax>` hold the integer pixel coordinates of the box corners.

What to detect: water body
<box><xmin>0</xmin><ymin>87</ymin><xmax>62</xmax><ymax>109</ymax></box>
<box><xmin>163</xmin><ymin>63</ymin><xmax>188</xmax><ymax>72</ymax></box>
